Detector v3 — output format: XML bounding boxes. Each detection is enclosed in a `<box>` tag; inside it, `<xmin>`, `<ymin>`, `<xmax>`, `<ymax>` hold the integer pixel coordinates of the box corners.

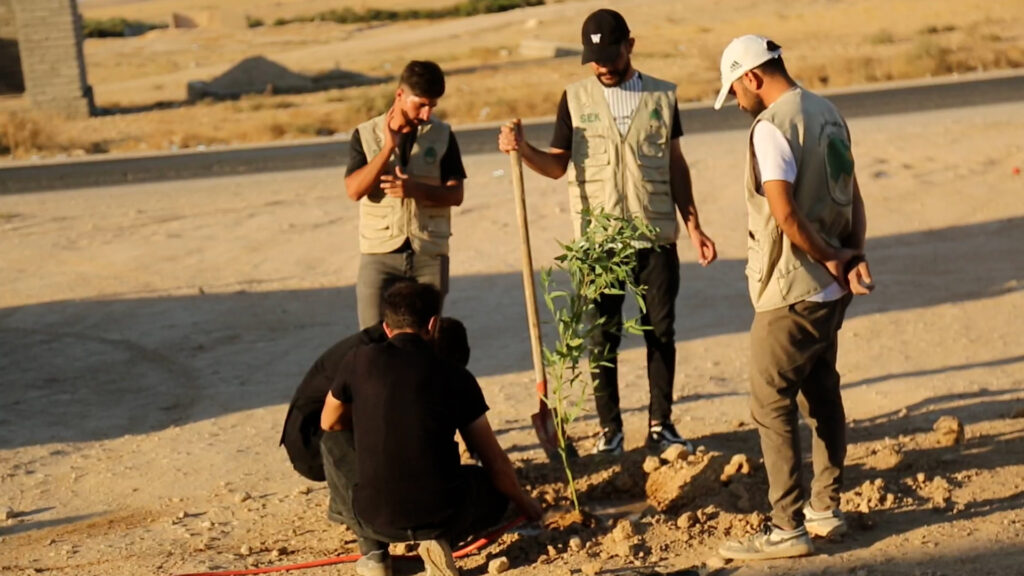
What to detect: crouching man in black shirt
<box><xmin>321</xmin><ymin>282</ymin><xmax>543</xmax><ymax>576</ymax></box>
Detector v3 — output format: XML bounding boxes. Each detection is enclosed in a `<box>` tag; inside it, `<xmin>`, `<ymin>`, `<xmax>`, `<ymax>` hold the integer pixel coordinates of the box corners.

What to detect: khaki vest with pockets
<box><xmin>744</xmin><ymin>88</ymin><xmax>855</xmax><ymax>311</ymax></box>
<box><xmin>565</xmin><ymin>75</ymin><xmax>678</xmax><ymax>245</ymax></box>
<box><xmin>356</xmin><ymin>114</ymin><xmax>452</xmax><ymax>257</ymax></box>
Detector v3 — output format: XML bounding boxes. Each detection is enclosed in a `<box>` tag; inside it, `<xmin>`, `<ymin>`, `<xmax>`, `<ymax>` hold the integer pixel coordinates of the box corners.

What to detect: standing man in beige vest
<box><xmin>498</xmin><ymin>9</ymin><xmax>717</xmax><ymax>455</ymax></box>
<box><xmin>345</xmin><ymin>61</ymin><xmax>467</xmax><ymax>329</ymax></box>
<box><xmin>712</xmin><ymin>35</ymin><xmax>875</xmax><ymax>561</ymax></box>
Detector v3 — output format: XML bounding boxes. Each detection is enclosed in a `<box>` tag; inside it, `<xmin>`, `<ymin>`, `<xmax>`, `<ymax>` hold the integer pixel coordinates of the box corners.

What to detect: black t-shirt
<box><xmin>331</xmin><ymin>332</ymin><xmax>488</xmax><ymax>532</ymax></box>
<box><xmin>346</xmin><ymin>127</ymin><xmax>468</xmax><ymax>182</ymax></box>
<box><xmin>549</xmin><ymin>89</ymin><xmax>684</xmax><ymax>151</ymax></box>
<box><xmin>280</xmin><ymin>324</ymin><xmax>388</xmax><ymax>481</ymax></box>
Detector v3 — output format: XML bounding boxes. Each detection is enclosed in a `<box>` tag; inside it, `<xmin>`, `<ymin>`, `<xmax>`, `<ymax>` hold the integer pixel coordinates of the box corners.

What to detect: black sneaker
<box><xmin>646</xmin><ymin>421</ymin><xmax>695</xmax><ymax>453</ymax></box>
<box><xmin>594</xmin><ymin>427</ymin><xmax>624</xmax><ymax>455</ymax></box>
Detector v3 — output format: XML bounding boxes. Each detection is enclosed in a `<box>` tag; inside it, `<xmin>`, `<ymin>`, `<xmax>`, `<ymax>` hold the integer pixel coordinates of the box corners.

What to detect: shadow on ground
<box><xmin>0</xmin><ymin>217</ymin><xmax>1021</xmax><ymax>448</ymax></box>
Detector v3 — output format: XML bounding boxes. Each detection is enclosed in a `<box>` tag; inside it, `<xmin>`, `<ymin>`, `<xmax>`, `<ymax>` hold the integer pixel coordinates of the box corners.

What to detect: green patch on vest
<box><xmin>579</xmin><ymin>112</ymin><xmax>601</xmax><ymax>124</ymax></box>
<box><xmin>826</xmin><ymin>135</ymin><xmax>855</xmax><ymax>205</ymax></box>
<box><xmin>423</xmin><ymin>146</ymin><xmax>438</xmax><ymax>165</ymax></box>
<box><xmin>650</xmin><ymin>108</ymin><xmax>662</xmax><ymax>121</ymax></box>
<box><xmin>826</xmin><ymin>136</ymin><xmax>854</xmax><ymax>184</ymax></box>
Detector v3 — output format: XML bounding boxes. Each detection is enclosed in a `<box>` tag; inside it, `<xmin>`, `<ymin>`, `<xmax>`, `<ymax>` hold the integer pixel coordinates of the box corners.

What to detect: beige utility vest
<box><xmin>356</xmin><ymin>114</ymin><xmax>452</xmax><ymax>257</ymax></box>
<box><xmin>565</xmin><ymin>75</ymin><xmax>678</xmax><ymax>245</ymax></box>
<box><xmin>744</xmin><ymin>88</ymin><xmax>855</xmax><ymax>311</ymax></box>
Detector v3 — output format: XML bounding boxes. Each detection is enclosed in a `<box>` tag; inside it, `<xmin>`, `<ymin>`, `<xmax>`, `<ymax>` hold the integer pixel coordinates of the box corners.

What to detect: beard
<box><xmin>595</xmin><ymin>61</ymin><xmax>632</xmax><ymax>87</ymax></box>
<box><xmin>741</xmin><ymin>93</ymin><xmax>767</xmax><ymax>118</ymax></box>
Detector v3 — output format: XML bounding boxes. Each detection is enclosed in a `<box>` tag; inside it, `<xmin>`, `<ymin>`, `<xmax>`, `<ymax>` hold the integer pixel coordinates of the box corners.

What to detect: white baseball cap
<box><xmin>713</xmin><ymin>34</ymin><xmax>783</xmax><ymax>110</ymax></box>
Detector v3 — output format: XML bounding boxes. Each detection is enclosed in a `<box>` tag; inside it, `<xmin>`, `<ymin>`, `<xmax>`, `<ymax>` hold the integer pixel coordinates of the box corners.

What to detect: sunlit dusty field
<box><xmin>2</xmin><ymin>96</ymin><xmax>1023</xmax><ymax>575</ymax></box>
<box><xmin>2</xmin><ymin>0</ymin><xmax>1022</xmax><ymax>159</ymax></box>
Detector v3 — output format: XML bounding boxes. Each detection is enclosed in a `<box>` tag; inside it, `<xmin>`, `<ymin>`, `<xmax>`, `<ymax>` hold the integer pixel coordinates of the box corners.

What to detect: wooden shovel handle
<box><xmin>509</xmin><ymin>139</ymin><xmax>547</xmax><ymax>400</ymax></box>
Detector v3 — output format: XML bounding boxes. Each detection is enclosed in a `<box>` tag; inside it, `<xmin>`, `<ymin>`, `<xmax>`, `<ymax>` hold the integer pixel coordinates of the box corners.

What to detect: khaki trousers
<box><xmin>749</xmin><ymin>293</ymin><xmax>851</xmax><ymax>530</ymax></box>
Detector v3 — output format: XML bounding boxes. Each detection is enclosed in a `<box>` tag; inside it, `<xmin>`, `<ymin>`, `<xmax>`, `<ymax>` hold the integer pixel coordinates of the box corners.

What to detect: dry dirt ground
<box><xmin>1</xmin><ymin>96</ymin><xmax>1023</xmax><ymax>575</ymax></box>
<box><xmin>3</xmin><ymin>0</ymin><xmax>1024</xmax><ymax>158</ymax></box>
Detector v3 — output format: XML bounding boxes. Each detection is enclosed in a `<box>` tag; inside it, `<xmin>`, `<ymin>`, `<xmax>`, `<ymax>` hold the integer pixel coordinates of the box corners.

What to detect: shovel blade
<box><xmin>531</xmin><ymin>406</ymin><xmax>579</xmax><ymax>462</ymax></box>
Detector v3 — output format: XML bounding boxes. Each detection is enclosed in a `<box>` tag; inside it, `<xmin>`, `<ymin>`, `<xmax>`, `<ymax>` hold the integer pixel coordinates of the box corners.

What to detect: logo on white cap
<box><xmin>713</xmin><ymin>35</ymin><xmax>782</xmax><ymax>110</ymax></box>
<box><xmin>591</xmin><ymin>33</ymin><xmax>602</xmax><ymax>44</ymax></box>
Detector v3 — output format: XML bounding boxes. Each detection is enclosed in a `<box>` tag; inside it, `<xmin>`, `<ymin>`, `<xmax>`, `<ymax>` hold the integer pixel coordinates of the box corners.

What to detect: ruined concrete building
<box><xmin>0</xmin><ymin>0</ymin><xmax>93</xmax><ymax>118</ymax></box>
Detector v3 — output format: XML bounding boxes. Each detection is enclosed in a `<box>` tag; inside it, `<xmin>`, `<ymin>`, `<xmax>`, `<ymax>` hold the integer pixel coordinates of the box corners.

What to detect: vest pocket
<box><xmin>360</xmin><ymin>203</ymin><xmax>394</xmax><ymax>240</ymax></box>
<box><xmin>746</xmin><ymin>228</ymin><xmax>781</xmax><ymax>283</ymax></box>
<box><xmin>645</xmin><ymin>192</ymin><xmax>675</xmax><ymax>216</ymax></box>
<box><xmin>361</xmin><ymin>213</ymin><xmax>391</xmax><ymax>239</ymax></box>
<box><xmin>417</xmin><ymin>206</ymin><xmax>451</xmax><ymax>239</ymax></box>
<box><xmin>639</xmin><ymin>127</ymin><xmax>668</xmax><ymax>159</ymax></box>
<box><xmin>573</xmin><ymin>133</ymin><xmax>610</xmax><ymax>167</ymax></box>
<box><xmin>638</xmin><ymin>165</ymin><xmax>671</xmax><ymax>197</ymax></box>
<box><xmin>423</xmin><ymin>216</ymin><xmax>451</xmax><ymax>238</ymax></box>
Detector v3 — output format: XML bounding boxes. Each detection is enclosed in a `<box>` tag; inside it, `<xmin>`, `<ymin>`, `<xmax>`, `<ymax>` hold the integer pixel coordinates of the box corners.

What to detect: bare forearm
<box><xmin>461</xmin><ymin>416</ymin><xmax>535</xmax><ymax>514</ymax></box>
<box><xmin>777</xmin><ymin>210</ymin><xmax>839</xmax><ymax>262</ymax></box>
<box><xmin>486</xmin><ymin>455</ymin><xmax>529</xmax><ymax>503</ymax></box>
<box><xmin>409</xmin><ymin>180</ymin><xmax>464</xmax><ymax>207</ymax></box>
<box><xmin>845</xmin><ymin>177</ymin><xmax>867</xmax><ymax>251</ymax></box>
<box><xmin>344</xmin><ymin>147</ymin><xmax>395</xmax><ymax>202</ymax></box>
<box><xmin>670</xmin><ymin>143</ymin><xmax>702</xmax><ymax>232</ymax></box>
<box><xmin>672</xmin><ymin>166</ymin><xmax>701</xmax><ymax>232</ymax></box>
<box><xmin>520</xmin><ymin>143</ymin><xmax>570</xmax><ymax>180</ymax></box>
<box><xmin>764</xmin><ymin>180</ymin><xmax>839</xmax><ymax>263</ymax></box>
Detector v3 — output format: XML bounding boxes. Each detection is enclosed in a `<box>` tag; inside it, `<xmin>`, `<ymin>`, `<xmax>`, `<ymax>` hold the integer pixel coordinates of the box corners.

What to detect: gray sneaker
<box><xmin>718</xmin><ymin>524</ymin><xmax>814</xmax><ymax>560</ymax></box>
<box><xmin>418</xmin><ymin>539</ymin><xmax>459</xmax><ymax>576</ymax></box>
<box><xmin>803</xmin><ymin>504</ymin><xmax>848</xmax><ymax>539</ymax></box>
<box><xmin>355</xmin><ymin>550</ymin><xmax>392</xmax><ymax>576</ymax></box>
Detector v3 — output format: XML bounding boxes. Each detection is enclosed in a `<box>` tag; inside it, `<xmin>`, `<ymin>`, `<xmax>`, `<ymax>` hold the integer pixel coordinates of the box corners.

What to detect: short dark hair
<box><xmin>382</xmin><ymin>281</ymin><xmax>441</xmax><ymax>333</ymax></box>
<box><xmin>754</xmin><ymin>54</ymin><xmax>789</xmax><ymax>78</ymax></box>
<box><xmin>435</xmin><ymin>317</ymin><xmax>470</xmax><ymax>367</ymax></box>
<box><xmin>400</xmin><ymin>60</ymin><xmax>445</xmax><ymax>99</ymax></box>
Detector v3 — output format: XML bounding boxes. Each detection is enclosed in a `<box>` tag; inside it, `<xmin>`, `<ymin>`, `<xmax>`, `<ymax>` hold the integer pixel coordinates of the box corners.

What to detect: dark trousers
<box><xmin>591</xmin><ymin>243</ymin><xmax>680</xmax><ymax>431</ymax></box>
<box><xmin>749</xmin><ymin>294</ymin><xmax>851</xmax><ymax>530</ymax></box>
<box><xmin>356</xmin><ymin>251</ymin><xmax>449</xmax><ymax>330</ymax></box>
<box><xmin>320</xmin><ymin>430</ymin><xmax>508</xmax><ymax>554</ymax></box>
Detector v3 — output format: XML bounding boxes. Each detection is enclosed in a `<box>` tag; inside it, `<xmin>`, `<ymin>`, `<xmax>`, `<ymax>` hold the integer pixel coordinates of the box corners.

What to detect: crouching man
<box><xmin>321</xmin><ymin>282</ymin><xmax>543</xmax><ymax>576</ymax></box>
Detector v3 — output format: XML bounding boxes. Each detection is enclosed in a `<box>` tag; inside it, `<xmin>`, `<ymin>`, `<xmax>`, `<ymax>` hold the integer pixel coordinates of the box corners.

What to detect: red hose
<box><xmin>173</xmin><ymin>516</ymin><xmax>526</xmax><ymax>576</ymax></box>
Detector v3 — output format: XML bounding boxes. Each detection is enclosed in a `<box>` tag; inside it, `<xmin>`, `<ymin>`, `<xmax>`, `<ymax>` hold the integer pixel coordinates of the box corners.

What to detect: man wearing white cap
<box><xmin>712</xmin><ymin>35</ymin><xmax>875</xmax><ymax>561</ymax></box>
<box><xmin>498</xmin><ymin>8</ymin><xmax>717</xmax><ymax>457</ymax></box>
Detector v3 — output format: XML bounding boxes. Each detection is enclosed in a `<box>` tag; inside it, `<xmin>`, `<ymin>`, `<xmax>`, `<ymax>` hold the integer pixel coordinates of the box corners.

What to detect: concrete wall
<box><xmin>0</xmin><ymin>0</ymin><xmax>25</xmax><ymax>95</ymax></box>
<box><xmin>11</xmin><ymin>0</ymin><xmax>92</xmax><ymax>118</ymax></box>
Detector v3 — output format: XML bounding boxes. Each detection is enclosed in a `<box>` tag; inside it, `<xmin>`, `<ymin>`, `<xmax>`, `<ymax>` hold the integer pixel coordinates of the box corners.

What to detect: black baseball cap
<box><xmin>580</xmin><ymin>9</ymin><xmax>630</xmax><ymax>65</ymax></box>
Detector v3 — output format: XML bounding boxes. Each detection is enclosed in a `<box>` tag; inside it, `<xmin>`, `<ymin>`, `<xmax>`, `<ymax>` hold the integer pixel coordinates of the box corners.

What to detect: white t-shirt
<box><xmin>752</xmin><ymin>119</ymin><xmax>845</xmax><ymax>303</ymax></box>
<box><xmin>602</xmin><ymin>73</ymin><xmax>643</xmax><ymax>136</ymax></box>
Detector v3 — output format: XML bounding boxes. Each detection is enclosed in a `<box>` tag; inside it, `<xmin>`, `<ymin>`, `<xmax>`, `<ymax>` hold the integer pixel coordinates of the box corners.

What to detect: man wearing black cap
<box><xmin>498</xmin><ymin>9</ymin><xmax>717</xmax><ymax>455</ymax></box>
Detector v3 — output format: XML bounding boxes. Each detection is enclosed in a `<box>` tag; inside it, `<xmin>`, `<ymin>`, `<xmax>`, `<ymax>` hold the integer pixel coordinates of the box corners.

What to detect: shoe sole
<box><xmin>806</xmin><ymin>522</ymin><xmax>848</xmax><ymax>539</ymax></box>
<box><xmin>418</xmin><ymin>540</ymin><xmax>459</xmax><ymax>576</ymax></box>
<box><xmin>645</xmin><ymin>440</ymin><xmax>695</xmax><ymax>454</ymax></box>
<box><xmin>717</xmin><ymin>542</ymin><xmax>814</xmax><ymax>561</ymax></box>
<box><xmin>355</xmin><ymin>560</ymin><xmax>390</xmax><ymax>576</ymax></box>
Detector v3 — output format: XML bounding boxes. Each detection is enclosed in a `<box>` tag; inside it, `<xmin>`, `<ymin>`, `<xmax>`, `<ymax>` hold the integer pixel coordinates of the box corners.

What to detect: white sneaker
<box><xmin>718</xmin><ymin>524</ymin><xmax>814</xmax><ymax>560</ymax></box>
<box><xmin>803</xmin><ymin>504</ymin><xmax>848</xmax><ymax>539</ymax></box>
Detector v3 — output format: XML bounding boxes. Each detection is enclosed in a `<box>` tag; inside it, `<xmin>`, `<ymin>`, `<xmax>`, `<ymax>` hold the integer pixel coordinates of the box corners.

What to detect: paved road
<box><xmin>2</xmin><ymin>72</ymin><xmax>1022</xmax><ymax>194</ymax></box>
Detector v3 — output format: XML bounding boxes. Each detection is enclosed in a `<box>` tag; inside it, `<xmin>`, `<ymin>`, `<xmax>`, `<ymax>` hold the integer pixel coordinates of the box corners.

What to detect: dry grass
<box><xmin>4</xmin><ymin>0</ymin><xmax>1022</xmax><ymax>160</ymax></box>
<box><xmin>0</xmin><ymin>112</ymin><xmax>100</xmax><ymax>157</ymax></box>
